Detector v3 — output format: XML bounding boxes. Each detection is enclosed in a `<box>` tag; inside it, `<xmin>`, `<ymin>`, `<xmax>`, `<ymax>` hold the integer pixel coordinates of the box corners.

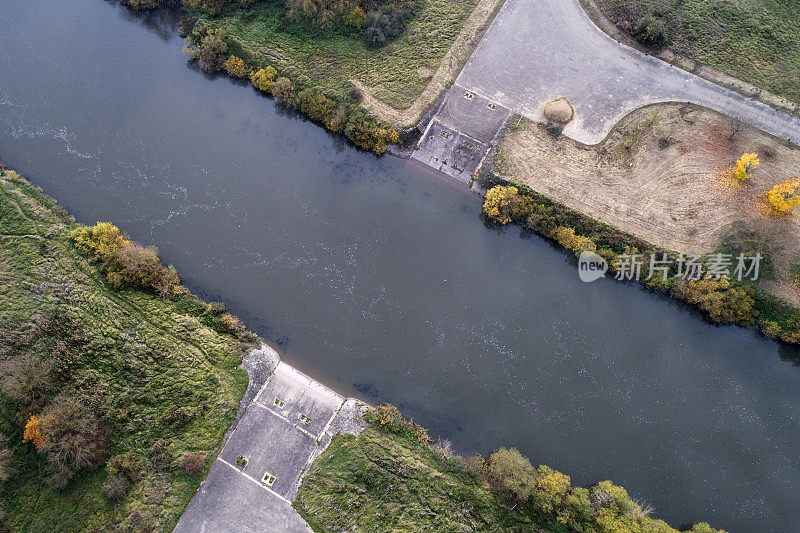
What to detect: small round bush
<box><xmin>181</xmin><ymin>453</ymin><xmax>205</xmax><ymax>478</ymax></box>
<box><xmin>633</xmin><ymin>16</ymin><xmax>668</xmax><ymax>48</ymax></box>
<box><xmin>102</xmin><ymin>473</ymin><xmax>131</xmax><ymax>501</ymax></box>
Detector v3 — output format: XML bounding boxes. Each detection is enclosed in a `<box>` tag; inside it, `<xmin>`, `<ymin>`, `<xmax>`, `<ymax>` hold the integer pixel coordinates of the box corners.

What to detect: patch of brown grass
<box><xmin>500</xmin><ymin>104</ymin><xmax>800</xmax><ymax>302</ymax></box>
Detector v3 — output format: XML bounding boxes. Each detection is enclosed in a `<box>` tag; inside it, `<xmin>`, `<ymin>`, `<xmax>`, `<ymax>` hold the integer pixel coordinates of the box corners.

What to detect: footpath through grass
<box><xmin>591</xmin><ymin>0</ymin><xmax>800</xmax><ymax>105</ymax></box>
<box><xmin>0</xmin><ymin>170</ymin><xmax>255</xmax><ymax>531</ymax></box>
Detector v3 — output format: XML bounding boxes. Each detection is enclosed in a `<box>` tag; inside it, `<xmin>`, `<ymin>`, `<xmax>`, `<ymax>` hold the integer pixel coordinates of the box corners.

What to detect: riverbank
<box><xmin>0</xmin><ymin>169</ymin><xmax>257</xmax><ymax>530</ymax></box>
<box><xmin>5</xmin><ymin>1</ymin><xmax>800</xmax><ymax>528</ymax></box>
<box><xmin>175</xmin><ymin>343</ymin><xmax>369</xmax><ymax>532</ymax></box>
<box><xmin>114</xmin><ymin>0</ymin><xmax>504</xmax><ymax>154</ymax></box>
<box><xmin>295</xmin><ymin>404</ymin><xmax>726</xmax><ymax>533</ymax></box>
<box><xmin>0</xmin><ymin>167</ymin><xmax>727</xmax><ymax>532</ymax></box>
<box><xmin>483</xmin><ymin>114</ymin><xmax>800</xmax><ymax>344</ymax></box>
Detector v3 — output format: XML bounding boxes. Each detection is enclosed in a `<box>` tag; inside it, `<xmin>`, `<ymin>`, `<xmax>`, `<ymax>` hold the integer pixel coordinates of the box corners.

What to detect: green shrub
<box><xmin>367</xmin><ymin>403</ymin><xmax>430</xmax><ymax>444</ymax></box>
<box><xmin>186</xmin><ymin>31</ymin><xmax>228</xmax><ymax>72</ymax></box>
<box><xmin>296</xmin><ymin>88</ymin><xmax>338</xmax><ymax>127</ymax></box>
<box><xmin>107</xmin><ymin>452</ymin><xmax>144</xmax><ymax>483</ymax></box>
<box><xmin>545</xmin><ymin>122</ymin><xmax>562</xmax><ymax>137</ymax></box>
<box><xmin>217</xmin><ymin>313</ymin><xmax>244</xmax><ymax>334</ymax></box>
<box><xmin>485</xmin><ymin>447</ymin><xmax>537</xmax><ymax>504</ymax></box>
<box><xmin>273</xmin><ymin>77</ymin><xmax>296</xmax><ymax>105</ymax></box>
<box><xmin>102</xmin><ymin>474</ymin><xmax>131</xmax><ymax>500</ymax></box>
<box><xmin>344</xmin><ymin>116</ymin><xmax>398</xmax><ymax>154</ymax></box>
<box><xmin>105</xmin><ymin>243</ymin><xmax>183</xmax><ymax>296</ymax></box>
<box><xmin>633</xmin><ymin>15</ymin><xmax>668</xmax><ymax>48</ymax></box>
<box><xmin>362</xmin><ymin>0</ymin><xmax>424</xmax><ymax>47</ymax></box>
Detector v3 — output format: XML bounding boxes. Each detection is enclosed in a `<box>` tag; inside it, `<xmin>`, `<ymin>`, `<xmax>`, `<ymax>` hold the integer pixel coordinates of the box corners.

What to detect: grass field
<box><xmin>201</xmin><ymin>0</ymin><xmax>480</xmax><ymax>111</ymax></box>
<box><xmin>0</xmin><ymin>170</ymin><xmax>255</xmax><ymax>531</ymax></box>
<box><xmin>591</xmin><ymin>0</ymin><xmax>800</xmax><ymax>105</ymax></box>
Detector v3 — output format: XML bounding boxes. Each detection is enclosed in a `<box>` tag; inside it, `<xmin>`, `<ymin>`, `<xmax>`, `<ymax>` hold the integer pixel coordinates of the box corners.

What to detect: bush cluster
<box><xmin>366</xmin><ymin>405</ymin><xmax>724</xmax><ymax>533</ymax></box>
<box><xmin>70</xmin><ymin>223</ymin><xmax>186</xmax><ymax>297</ymax></box>
<box><xmin>21</xmin><ymin>399</ymin><xmax>110</xmax><ymax>490</ymax></box>
<box><xmin>185</xmin><ymin>30</ymin><xmax>228</xmax><ymax>72</ymax></box>
<box><xmin>181</xmin><ymin>453</ymin><xmax>205</xmax><ymax>477</ymax></box>
<box><xmin>481</xmin><ymin>184</ymin><xmax>800</xmax><ymax>344</ymax></box>
<box><xmin>223</xmin><ymin>55</ymin><xmax>250</xmax><ymax>78</ymax></box>
<box><xmin>181</xmin><ymin>23</ymin><xmax>399</xmax><ymax>154</ymax></box>
<box><xmin>366</xmin><ymin>403</ymin><xmax>430</xmax><ymax>445</ymax></box>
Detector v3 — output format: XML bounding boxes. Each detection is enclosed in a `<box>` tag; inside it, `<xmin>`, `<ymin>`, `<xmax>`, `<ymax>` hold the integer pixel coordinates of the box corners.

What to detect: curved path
<box><xmin>454</xmin><ymin>0</ymin><xmax>800</xmax><ymax>145</ymax></box>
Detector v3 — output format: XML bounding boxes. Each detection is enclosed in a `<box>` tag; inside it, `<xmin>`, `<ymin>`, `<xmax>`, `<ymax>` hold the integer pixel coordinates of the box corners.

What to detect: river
<box><xmin>1</xmin><ymin>1</ymin><xmax>799</xmax><ymax>531</ymax></box>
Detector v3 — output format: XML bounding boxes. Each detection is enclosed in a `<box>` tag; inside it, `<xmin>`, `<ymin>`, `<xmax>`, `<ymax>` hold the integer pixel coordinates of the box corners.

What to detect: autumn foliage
<box><xmin>733</xmin><ymin>152</ymin><xmax>759</xmax><ymax>181</ymax></box>
<box><xmin>767</xmin><ymin>178</ymin><xmax>800</xmax><ymax>212</ymax></box>
<box><xmin>23</xmin><ymin>416</ymin><xmax>45</xmax><ymax>450</ymax></box>
<box><xmin>223</xmin><ymin>55</ymin><xmax>249</xmax><ymax>78</ymax></box>
<box><xmin>70</xmin><ymin>223</ymin><xmax>185</xmax><ymax>297</ymax></box>
<box><xmin>251</xmin><ymin>66</ymin><xmax>278</xmax><ymax>93</ymax></box>
<box><xmin>482</xmin><ymin>185</ymin><xmax>533</xmax><ymax>225</ymax></box>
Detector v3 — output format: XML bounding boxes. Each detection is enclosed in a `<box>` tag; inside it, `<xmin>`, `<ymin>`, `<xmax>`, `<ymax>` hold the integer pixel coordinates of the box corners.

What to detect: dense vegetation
<box><xmin>0</xmin><ymin>169</ymin><xmax>255</xmax><ymax>531</ymax></box>
<box><xmin>590</xmin><ymin>0</ymin><xmax>800</xmax><ymax>104</ymax></box>
<box><xmin>179</xmin><ymin>12</ymin><xmax>400</xmax><ymax>154</ymax></box>
<box><xmin>296</xmin><ymin>403</ymin><xmax>725</xmax><ymax>533</ymax></box>
<box><xmin>480</xmin><ymin>180</ymin><xmax>800</xmax><ymax>345</ymax></box>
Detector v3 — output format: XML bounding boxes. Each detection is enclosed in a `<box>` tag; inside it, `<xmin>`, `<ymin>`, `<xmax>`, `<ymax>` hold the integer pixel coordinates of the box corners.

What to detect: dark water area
<box><xmin>1</xmin><ymin>0</ymin><xmax>799</xmax><ymax>530</ymax></box>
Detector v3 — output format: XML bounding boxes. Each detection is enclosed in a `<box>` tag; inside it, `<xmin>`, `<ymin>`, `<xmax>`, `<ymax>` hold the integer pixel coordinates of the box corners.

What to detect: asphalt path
<box><xmin>455</xmin><ymin>0</ymin><xmax>800</xmax><ymax>145</ymax></box>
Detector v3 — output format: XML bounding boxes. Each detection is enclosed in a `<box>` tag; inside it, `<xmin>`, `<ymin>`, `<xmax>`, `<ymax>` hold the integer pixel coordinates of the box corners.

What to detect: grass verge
<box><xmin>201</xmin><ymin>0</ymin><xmax>480</xmax><ymax>110</ymax></box>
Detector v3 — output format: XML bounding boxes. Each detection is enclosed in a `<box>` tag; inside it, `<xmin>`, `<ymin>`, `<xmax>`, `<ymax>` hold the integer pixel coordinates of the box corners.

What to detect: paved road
<box><xmin>455</xmin><ymin>0</ymin><xmax>800</xmax><ymax>145</ymax></box>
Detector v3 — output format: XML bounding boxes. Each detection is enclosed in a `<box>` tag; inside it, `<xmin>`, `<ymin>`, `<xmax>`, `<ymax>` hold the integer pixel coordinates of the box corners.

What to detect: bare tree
<box><xmin>729</xmin><ymin>117</ymin><xmax>743</xmax><ymax>140</ymax></box>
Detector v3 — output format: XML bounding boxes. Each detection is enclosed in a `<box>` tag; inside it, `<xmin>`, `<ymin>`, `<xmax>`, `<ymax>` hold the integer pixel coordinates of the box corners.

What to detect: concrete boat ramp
<box><xmin>412</xmin><ymin>85</ymin><xmax>512</xmax><ymax>181</ymax></box>
<box><xmin>175</xmin><ymin>344</ymin><xmax>367</xmax><ymax>533</ymax></box>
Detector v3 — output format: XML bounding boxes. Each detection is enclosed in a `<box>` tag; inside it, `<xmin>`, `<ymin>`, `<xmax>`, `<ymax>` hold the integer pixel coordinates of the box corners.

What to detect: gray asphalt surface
<box><xmin>455</xmin><ymin>0</ymin><xmax>800</xmax><ymax>144</ymax></box>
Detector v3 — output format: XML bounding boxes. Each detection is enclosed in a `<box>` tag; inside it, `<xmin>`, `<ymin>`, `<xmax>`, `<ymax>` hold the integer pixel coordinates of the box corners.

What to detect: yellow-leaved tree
<box><xmin>768</xmin><ymin>178</ymin><xmax>800</xmax><ymax>212</ymax></box>
<box><xmin>733</xmin><ymin>153</ymin><xmax>759</xmax><ymax>181</ymax></box>
<box><xmin>347</xmin><ymin>6</ymin><xmax>366</xmax><ymax>28</ymax></box>
<box><xmin>223</xmin><ymin>56</ymin><xmax>249</xmax><ymax>78</ymax></box>
<box><xmin>22</xmin><ymin>415</ymin><xmax>45</xmax><ymax>450</ymax></box>
<box><xmin>482</xmin><ymin>185</ymin><xmax>533</xmax><ymax>225</ymax></box>
<box><xmin>251</xmin><ymin>67</ymin><xmax>278</xmax><ymax>93</ymax></box>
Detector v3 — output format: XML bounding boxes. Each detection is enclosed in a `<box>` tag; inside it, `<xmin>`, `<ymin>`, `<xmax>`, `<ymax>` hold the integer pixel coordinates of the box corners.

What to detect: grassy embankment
<box><xmin>295</xmin><ymin>404</ymin><xmax>724</xmax><ymax>533</ymax></box>
<box><xmin>588</xmin><ymin>0</ymin><xmax>800</xmax><ymax>105</ymax></box>
<box><xmin>202</xmin><ymin>0</ymin><xmax>480</xmax><ymax>111</ymax></box>
<box><xmin>120</xmin><ymin>0</ymin><xmax>493</xmax><ymax>152</ymax></box>
<box><xmin>0</xmin><ymin>169</ymin><xmax>256</xmax><ymax>531</ymax></box>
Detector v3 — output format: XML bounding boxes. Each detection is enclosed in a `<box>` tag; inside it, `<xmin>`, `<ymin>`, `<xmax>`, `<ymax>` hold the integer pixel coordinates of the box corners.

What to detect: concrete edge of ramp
<box><xmin>174</xmin><ymin>343</ymin><xmax>370</xmax><ymax>533</ymax></box>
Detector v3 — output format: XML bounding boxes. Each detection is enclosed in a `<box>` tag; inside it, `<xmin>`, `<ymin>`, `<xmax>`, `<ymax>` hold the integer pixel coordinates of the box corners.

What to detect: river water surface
<box><xmin>2</xmin><ymin>1</ymin><xmax>799</xmax><ymax>531</ymax></box>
